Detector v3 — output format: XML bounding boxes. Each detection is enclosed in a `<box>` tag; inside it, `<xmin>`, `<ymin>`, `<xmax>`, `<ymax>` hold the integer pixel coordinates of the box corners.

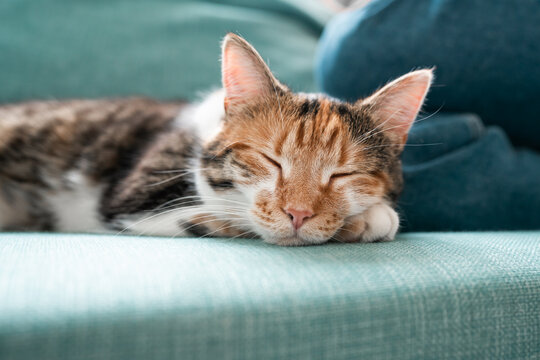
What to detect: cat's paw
<box><xmin>334</xmin><ymin>203</ymin><xmax>399</xmax><ymax>243</ymax></box>
<box><xmin>360</xmin><ymin>203</ymin><xmax>400</xmax><ymax>242</ymax></box>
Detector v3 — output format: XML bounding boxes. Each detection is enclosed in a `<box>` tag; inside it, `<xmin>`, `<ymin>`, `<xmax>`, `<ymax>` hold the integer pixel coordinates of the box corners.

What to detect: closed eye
<box><xmin>260</xmin><ymin>153</ymin><xmax>282</xmax><ymax>170</ymax></box>
<box><xmin>330</xmin><ymin>172</ymin><xmax>358</xmax><ymax>180</ymax></box>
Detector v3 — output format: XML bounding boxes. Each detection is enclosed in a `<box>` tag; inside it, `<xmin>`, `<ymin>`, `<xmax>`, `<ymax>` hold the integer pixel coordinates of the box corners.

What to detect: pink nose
<box><xmin>285</xmin><ymin>208</ymin><xmax>314</xmax><ymax>230</ymax></box>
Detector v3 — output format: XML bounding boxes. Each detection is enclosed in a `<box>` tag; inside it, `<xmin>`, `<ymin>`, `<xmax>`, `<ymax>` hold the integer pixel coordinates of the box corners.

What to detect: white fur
<box><xmin>42</xmin><ymin>171</ymin><xmax>109</xmax><ymax>233</ymax></box>
<box><xmin>359</xmin><ymin>202</ymin><xmax>400</xmax><ymax>242</ymax></box>
<box><xmin>115</xmin><ymin>210</ymin><xmax>191</xmax><ymax>237</ymax></box>
<box><xmin>193</xmin><ymin>159</ymin><xmax>252</xmax><ymax>226</ymax></box>
<box><xmin>118</xmin><ymin>158</ymin><xmax>252</xmax><ymax>238</ymax></box>
<box><xmin>176</xmin><ymin>90</ymin><xmax>225</xmax><ymax>143</ymax></box>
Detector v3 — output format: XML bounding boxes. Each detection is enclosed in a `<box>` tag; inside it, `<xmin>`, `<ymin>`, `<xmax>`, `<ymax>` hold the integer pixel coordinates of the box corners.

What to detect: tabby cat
<box><xmin>0</xmin><ymin>34</ymin><xmax>432</xmax><ymax>246</ymax></box>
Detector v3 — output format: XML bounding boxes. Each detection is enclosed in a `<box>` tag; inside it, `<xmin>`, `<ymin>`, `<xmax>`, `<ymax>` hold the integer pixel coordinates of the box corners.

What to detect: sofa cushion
<box><xmin>0</xmin><ymin>0</ymin><xmax>329</xmax><ymax>103</ymax></box>
<box><xmin>0</xmin><ymin>232</ymin><xmax>538</xmax><ymax>359</ymax></box>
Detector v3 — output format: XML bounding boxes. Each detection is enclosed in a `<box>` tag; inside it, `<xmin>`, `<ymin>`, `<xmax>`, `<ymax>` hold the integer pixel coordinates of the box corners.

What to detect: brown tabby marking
<box><xmin>0</xmin><ymin>98</ymin><xmax>191</xmax><ymax>230</ymax></box>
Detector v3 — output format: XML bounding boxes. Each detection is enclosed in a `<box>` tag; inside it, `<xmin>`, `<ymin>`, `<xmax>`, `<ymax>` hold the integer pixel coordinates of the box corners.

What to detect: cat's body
<box><xmin>0</xmin><ymin>34</ymin><xmax>432</xmax><ymax>245</ymax></box>
<box><xmin>1</xmin><ymin>98</ymin><xmax>187</xmax><ymax>232</ymax></box>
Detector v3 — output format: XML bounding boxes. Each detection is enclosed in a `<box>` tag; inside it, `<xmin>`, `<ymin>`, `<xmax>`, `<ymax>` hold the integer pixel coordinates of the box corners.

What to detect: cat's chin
<box><xmin>265</xmin><ymin>235</ymin><xmax>329</xmax><ymax>247</ymax></box>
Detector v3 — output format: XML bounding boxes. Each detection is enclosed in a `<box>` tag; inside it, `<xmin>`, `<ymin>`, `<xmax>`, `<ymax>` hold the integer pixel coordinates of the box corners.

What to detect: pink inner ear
<box><xmin>368</xmin><ymin>70</ymin><xmax>433</xmax><ymax>141</ymax></box>
<box><xmin>222</xmin><ymin>44</ymin><xmax>270</xmax><ymax>108</ymax></box>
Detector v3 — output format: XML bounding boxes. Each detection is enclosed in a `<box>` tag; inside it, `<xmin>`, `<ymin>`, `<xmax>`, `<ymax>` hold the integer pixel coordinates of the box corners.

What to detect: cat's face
<box><xmin>199</xmin><ymin>34</ymin><xmax>432</xmax><ymax>246</ymax></box>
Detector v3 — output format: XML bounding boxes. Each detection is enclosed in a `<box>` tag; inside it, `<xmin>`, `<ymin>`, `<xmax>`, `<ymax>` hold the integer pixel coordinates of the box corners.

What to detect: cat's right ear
<box><xmin>359</xmin><ymin>69</ymin><xmax>433</xmax><ymax>147</ymax></box>
<box><xmin>221</xmin><ymin>33</ymin><xmax>283</xmax><ymax>113</ymax></box>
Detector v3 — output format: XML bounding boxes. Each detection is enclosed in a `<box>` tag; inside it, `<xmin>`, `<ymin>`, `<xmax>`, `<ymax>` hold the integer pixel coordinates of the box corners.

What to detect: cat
<box><xmin>0</xmin><ymin>33</ymin><xmax>432</xmax><ymax>246</ymax></box>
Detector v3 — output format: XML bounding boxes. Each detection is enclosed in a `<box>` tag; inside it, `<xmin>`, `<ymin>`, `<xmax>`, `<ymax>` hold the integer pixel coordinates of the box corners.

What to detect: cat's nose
<box><xmin>285</xmin><ymin>208</ymin><xmax>314</xmax><ymax>230</ymax></box>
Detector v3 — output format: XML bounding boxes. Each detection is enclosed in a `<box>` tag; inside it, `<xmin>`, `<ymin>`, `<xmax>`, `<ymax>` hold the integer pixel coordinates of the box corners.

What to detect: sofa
<box><xmin>1</xmin><ymin>1</ymin><xmax>539</xmax><ymax>359</ymax></box>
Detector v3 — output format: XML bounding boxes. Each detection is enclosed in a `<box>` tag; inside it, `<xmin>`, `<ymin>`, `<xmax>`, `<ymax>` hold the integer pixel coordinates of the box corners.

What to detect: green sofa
<box><xmin>1</xmin><ymin>232</ymin><xmax>539</xmax><ymax>359</ymax></box>
<box><xmin>1</xmin><ymin>1</ymin><xmax>539</xmax><ymax>359</ymax></box>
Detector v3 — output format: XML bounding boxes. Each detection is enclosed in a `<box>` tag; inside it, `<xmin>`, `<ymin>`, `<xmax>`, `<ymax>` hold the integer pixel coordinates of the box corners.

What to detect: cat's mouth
<box><xmin>252</xmin><ymin>220</ymin><xmax>336</xmax><ymax>246</ymax></box>
<box><xmin>267</xmin><ymin>232</ymin><xmax>331</xmax><ymax>247</ymax></box>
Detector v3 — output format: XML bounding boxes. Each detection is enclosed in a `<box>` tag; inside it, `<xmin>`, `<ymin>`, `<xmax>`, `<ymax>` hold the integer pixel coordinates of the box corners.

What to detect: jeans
<box><xmin>315</xmin><ymin>0</ymin><xmax>540</xmax><ymax>231</ymax></box>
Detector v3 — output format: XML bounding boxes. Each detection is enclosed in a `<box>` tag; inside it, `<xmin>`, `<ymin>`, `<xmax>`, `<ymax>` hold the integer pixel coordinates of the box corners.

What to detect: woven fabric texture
<box><xmin>0</xmin><ymin>232</ymin><xmax>538</xmax><ymax>359</ymax></box>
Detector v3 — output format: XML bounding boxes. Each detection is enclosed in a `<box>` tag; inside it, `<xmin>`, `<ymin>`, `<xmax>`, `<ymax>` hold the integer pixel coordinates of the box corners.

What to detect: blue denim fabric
<box><xmin>315</xmin><ymin>0</ymin><xmax>540</xmax><ymax>231</ymax></box>
<box><xmin>315</xmin><ymin>0</ymin><xmax>540</xmax><ymax>149</ymax></box>
<box><xmin>402</xmin><ymin>115</ymin><xmax>540</xmax><ymax>231</ymax></box>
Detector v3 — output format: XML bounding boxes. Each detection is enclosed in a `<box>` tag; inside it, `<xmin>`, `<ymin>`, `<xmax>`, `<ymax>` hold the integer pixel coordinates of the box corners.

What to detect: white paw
<box><xmin>359</xmin><ymin>202</ymin><xmax>400</xmax><ymax>242</ymax></box>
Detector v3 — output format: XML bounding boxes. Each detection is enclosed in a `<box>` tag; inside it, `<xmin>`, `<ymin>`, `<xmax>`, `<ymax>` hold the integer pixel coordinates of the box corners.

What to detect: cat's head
<box><xmin>199</xmin><ymin>34</ymin><xmax>432</xmax><ymax>245</ymax></box>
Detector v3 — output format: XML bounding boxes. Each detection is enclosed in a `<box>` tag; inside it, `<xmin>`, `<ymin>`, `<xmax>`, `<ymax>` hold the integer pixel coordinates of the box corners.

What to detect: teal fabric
<box><xmin>1</xmin><ymin>233</ymin><xmax>539</xmax><ymax>359</ymax></box>
<box><xmin>0</xmin><ymin>0</ymin><xmax>329</xmax><ymax>103</ymax></box>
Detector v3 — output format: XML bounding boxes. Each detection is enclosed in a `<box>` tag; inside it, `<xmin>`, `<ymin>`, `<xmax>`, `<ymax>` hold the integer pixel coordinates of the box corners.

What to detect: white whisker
<box><xmin>362</xmin><ymin>142</ymin><xmax>443</xmax><ymax>151</ymax></box>
<box><xmin>230</xmin><ymin>229</ymin><xmax>257</xmax><ymax>240</ymax></box>
<box><xmin>356</xmin><ymin>107</ymin><xmax>402</xmax><ymax>145</ymax></box>
<box><xmin>152</xmin><ymin>167</ymin><xmax>210</xmax><ymax>174</ymax></box>
<box><xmin>146</xmin><ymin>171</ymin><xmax>199</xmax><ymax>187</ymax></box>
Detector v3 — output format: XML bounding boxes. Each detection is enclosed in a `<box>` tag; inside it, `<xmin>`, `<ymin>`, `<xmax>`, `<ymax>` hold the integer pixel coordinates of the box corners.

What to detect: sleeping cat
<box><xmin>0</xmin><ymin>34</ymin><xmax>432</xmax><ymax>246</ymax></box>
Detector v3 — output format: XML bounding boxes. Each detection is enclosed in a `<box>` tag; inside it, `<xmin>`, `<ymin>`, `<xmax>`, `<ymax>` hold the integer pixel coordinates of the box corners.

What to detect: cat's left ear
<box><xmin>221</xmin><ymin>33</ymin><xmax>284</xmax><ymax>113</ymax></box>
<box><xmin>360</xmin><ymin>69</ymin><xmax>433</xmax><ymax>148</ymax></box>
